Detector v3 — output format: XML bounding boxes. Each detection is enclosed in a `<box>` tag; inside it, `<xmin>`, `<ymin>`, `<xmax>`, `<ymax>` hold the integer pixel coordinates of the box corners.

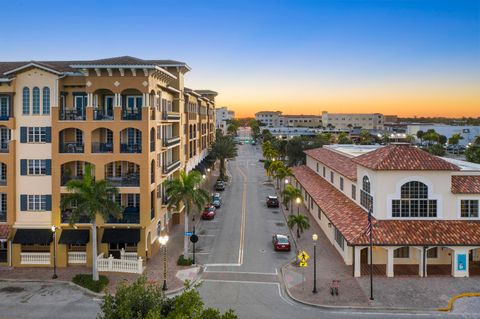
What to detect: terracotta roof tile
<box><xmin>451</xmin><ymin>175</ymin><xmax>480</xmax><ymax>194</ymax></box>
<box><xmin>292</xmin><ymin>165</ymin><xmax>368</xmax><ymax>243</ymax></box>
<box><xmin>0</xmin><ymin>225</ymin><xmax>11</xmax><ymax>240</ymax></box>
<box><xmin>353</xmin><ymin>144</ymin><xmax>460</xmax><ymax>171</ymax></box>
<box><xmin>304</xmin><ymin>148</ymin><xmax>357</xmax><ymax>180</ymax></box>
<box><xmin>293</xmin><ymin>165</ymin><xmax>480</xmax><ymax>246</ymax></box>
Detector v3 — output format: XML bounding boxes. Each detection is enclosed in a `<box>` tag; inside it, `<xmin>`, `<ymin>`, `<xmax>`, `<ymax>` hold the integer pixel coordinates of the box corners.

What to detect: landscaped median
<box><xmin>72</xmin><ymin>274</ymin><xmax>109</xmax><ymax>293</ymax></box>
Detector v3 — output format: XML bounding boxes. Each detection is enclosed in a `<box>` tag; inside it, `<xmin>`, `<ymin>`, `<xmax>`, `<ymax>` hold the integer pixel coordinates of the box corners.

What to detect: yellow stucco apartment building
<box><xmin>0</xmin><ymin>56</ymin><xmax>217</xmax><ymax>268</ymax></box>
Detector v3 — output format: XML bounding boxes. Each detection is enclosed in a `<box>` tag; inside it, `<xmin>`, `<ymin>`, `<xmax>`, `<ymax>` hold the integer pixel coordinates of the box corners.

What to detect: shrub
<box><xmin>177</xmin><ymin>254</ymin><xmax>193</xmax><ymax>266</ymax></box>
<box><xmin>72</xmin><ymin>274</ymin><xmax>109</xmax><ymax>293</ymax></box>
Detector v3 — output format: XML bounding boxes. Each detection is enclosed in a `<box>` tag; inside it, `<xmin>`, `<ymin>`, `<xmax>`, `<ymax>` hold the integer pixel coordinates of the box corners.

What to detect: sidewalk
<box><xmin>0</xmin><ymin>224</ymin><xmax>200</xmax><ymax>295</ymax></box>
<box><xmin>278</xmin><ymin>194</ymin><xmax>480</xmax><ymax>310</ymax></box>
<box><xmin>279</xmin><ymin>195</ymin><xmax>369</xmax><ymax>308</ymax></box>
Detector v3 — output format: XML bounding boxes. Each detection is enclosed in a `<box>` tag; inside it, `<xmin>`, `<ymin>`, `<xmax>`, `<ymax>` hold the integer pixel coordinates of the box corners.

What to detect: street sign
<box><xmin>299</xmin><ymin>261</ymin><xmax>308</xmax><ymax>267</ymax></box>
<box><xmin>298</xmin><ymin>251</ymin><xmax>310</xmax><ymax>262</ymax></box>
<box><xmin>184</xmin><ymin>232</ymin><xmax>193</xmax><ymax>236</ymax></box>
<box><xmin>190</xmin><ymin>234</ymin><xmax>199</xmax><ymax>243</ymax></box>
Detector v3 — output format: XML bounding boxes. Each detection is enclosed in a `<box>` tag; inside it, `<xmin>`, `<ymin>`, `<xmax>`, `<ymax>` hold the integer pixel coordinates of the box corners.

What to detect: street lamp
<box><xmin>207</xmin><ymin>168</ymin><xmax>211</xmax><ymax>173</ymax></box>
<box><xmin>158</xmin><ymin>234</ymin><xmax>169</xmax><ymax>291</ymax></box>
<box><xmin>51</xmin><ymin>226</ymin><xmax>58</xmax><ymax>279</ymax></box>
<box><xmin>296</xmin><ymin>197</ymin><xmax>301</xmax><ymax>216</ymax></box>
<box><xmin>202</xmin><ymin>174</ymin><xmax>206</xmax><ymax>180</ymax></box>
<box><xmin>284</xmin><ymin>178</ymin><xmax>289</xmax><ymax>185</ymax></box>
<box><xmin>312</xmin><ymin>233</ymin><xmax>318</xmax><ymax>293</ymax></box>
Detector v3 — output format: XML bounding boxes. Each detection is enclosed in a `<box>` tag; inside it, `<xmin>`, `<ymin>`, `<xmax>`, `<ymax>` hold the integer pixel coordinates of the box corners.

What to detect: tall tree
<box><xmin>337</xmin><ymin>132</ymin><xmax>352</xmax><ymax>144</ymax></box>
<box><xmin>267</xmin><ymin>161</ymin><xmax>285</xmax><ymax>187</ymax></box>
<box><xmin>282</xmin><ymin>184</ymin><xmax>303</xmax><ymax>212</ymax></box>
<box><xmin>359</xmin><ymin>130</ymin><xmax>372</xmax><ymax>145</ymax></box>
<box><xmin>60</xmin><ymin>164</ymin><xmax>122</xmax><ymax>281</ymax></box>
<box><xmin>274</xmin><ymin>166</ymin><xmax>293</xmax><ymax>191</ymax></box>
<box><xmin>209</xmin><ymin>134</ymin><xmax>238</xmax><ymax>180</ymax></box>
<box><xmin>164</xmin><ymin>170</ymin><xmax>210</xmax><ymax>257</ymax></box>
<box><xmin>287</xmin><ymin>214</ymin><xmax>310</xmax><ymax>239</ymax></box>
<box><xmin>448</xmin><ymin>133</ymin><xmax>464</xmax><ymax>154</ymax></box>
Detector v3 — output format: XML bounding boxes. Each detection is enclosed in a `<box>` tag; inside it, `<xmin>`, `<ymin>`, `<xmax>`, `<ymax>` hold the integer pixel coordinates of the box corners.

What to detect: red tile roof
<box><xmin>293</xmin><ymin>165</ymin><xmax>480</xmax><ymax>246</ymax></box>
<box><xmin>353</xmin><ymin>144</ymin><xmax>460</xmax><ymax>171</ymax></box>
<box><xmin>304</xmin><ymin>148</ymin><xmax>357</xmax><ymax>180</ymax></box>
<box><xmin>292</xmin><ymin>165</ymin><xmax>369</xmax><ymax>242</ymax></box>
<box><xmin>451</xmin><ymin>175</ymin><xmax>480</xmax><ymax>194</ymax></box>
<box><xmin>0</xmin><ymin>225</ymin><xmax>11</xmax><ymax>240</ymax></box>
<box><xmin>354</xmin><ymin>220</ymin><xmax>480</xmax><ymax>246</ymax></box>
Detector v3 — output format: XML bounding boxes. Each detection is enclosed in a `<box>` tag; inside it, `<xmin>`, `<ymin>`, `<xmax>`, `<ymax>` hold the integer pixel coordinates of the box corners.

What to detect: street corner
<box><xmin>283</xmin><ymin>265</ymin><xmax>304</xmax><ymax>289</ymax></box>
<box><xmin>176</xmin><ymin>266</ymin><xmax>201</xmax><ymax>284</ymax></box>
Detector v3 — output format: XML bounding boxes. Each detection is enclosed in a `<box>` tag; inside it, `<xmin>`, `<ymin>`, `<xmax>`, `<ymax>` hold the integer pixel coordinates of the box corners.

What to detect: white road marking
<box><xmin>204</xmin><ymin>270</ymin><xmax>278</xmax><ymax>276</ymax></box>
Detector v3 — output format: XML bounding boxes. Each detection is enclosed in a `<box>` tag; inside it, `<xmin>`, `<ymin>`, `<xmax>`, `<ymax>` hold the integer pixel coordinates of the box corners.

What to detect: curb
<box><xmin>0</xmin><ymin>278</ymin><xmax>105</xmax><ymax>298</ymax></box>
<box><xmin>438</xmin><ymin>292</ymin><xmax>480</xmax><ymax>312</ymax></box>
<box><xmin>164</xmin><ymin>265</ymin><xmax>204</xmax><ymax>296</ymax></box>
<box><xmin>279</xmin><ymin>263</ymin><xmax>441</xmax><ymax>313</ymax></box>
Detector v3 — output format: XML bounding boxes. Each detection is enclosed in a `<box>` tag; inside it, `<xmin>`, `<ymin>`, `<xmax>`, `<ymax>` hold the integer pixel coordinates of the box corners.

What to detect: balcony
<box><xmin>163</xmin><ymin>160</ymin><xmax>181</xmax><ymax>175</ymax></box>
<box><xmin>91</xmin><ymin>142</ymin><xmax>113</xmax><ymax>153</ymax></box>
<box><xmin>60</xmin><ymin>142</ymin><xmax>84</xmax><ymax>153</ymax></box>
<box><xmin>0</xmin><ymin>142</ymin><xmax>9</xmax><ymax>153</ymax></box>
<box><xmin>93</xmin><ymin>109</ymin><xmax>114</xmax><ymax>121</ymax></box>
<box><xmin>59</xmin><ymin>109</ymin><xmax>86</xmax><ymax>121</ymax></box>
<box><xmin>0</xmin><ymin>210</ymin><xmax>6</xmax><ymax>223</ymax></box>
<box><xmin>161</xmin><ymin>194</ymin><xmax>170</xmax><ymax>206</ymax></box>
<box><xmin>61</xmin><ymin>175</ymin><xmax>86</xmax><ymax>186</ymax></box>
<box><xmin>163</xmin><ymin>136</ymin><xmax>181</xmax><ymax>148</ymax></box>
<box><xmin>0</xmin><ymin>114</ymin><xmax>12</xmax><ymax>121</ymax></box>
<box><xmin>107</xmin><ymin>206</ymin><xmax>140</xmax><ymax>224</ymax></box>
<box><xmin>106</xmin><ymin>174</ymin><xmax>139</xmax><ymax>187</ymax></box>
<box><xmin>120</xmin><ymin>144</ymin><xmax>142</xmax><ymax>154</ymax></box>
<box><xmin>150</xmin><ymin>107</ymin><xmax>156</xmax><ymax>120</ymax></box>
<box><xmin>121</xmin><ymin>109</ymin><xmax>142</xmax><ymax>121</ymax></box>
<box><xmin>0</xmin><ymin>179</ymin><xmax>6</xmax><ymax>186</ymax></box>
<box><xmin>61</xmin><ymin>210</ymin><xmax>91</xmax><ymax>224</ymax></box>
<box><xmin>162</xmin><ymin>112</ymin><xmax>181</xmax><ymax>121</ymax></box>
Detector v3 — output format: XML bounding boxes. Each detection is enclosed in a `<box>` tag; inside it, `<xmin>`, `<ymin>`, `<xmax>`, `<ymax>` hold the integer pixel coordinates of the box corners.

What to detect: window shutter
<box><xmin>20</xmin><ymin>159</ymin><xmax>27</xmax><ymax>175</ymax></box>
<box><xmin>20</xmin><ymin>127</ymin><xmax>27</xmax><ymax>143</ymax></box>
<box><xmin>45</xmin><ymin>195</ymin><xmax>52</xmax><ymax>211</ymax></box>
<box><xmin>45</xmin><ymin>127</ymin><xmax>52</xmax><ymax>143</ymax></box>
<box><xmin>45</xmin><ymin>159</ymin><xmax>52</xmax><ymax>175</ymax></box>
<box><xmin>20</xmin><ymin>195</ymin><xmax>27</xmax><ymax>211</ymax></box>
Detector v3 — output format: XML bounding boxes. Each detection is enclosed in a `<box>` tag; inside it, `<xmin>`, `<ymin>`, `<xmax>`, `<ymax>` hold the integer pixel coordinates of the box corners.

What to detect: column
<box><xmin>418</xmin><ymin>247</ymin><xmax>424</xmax><ymax>277</ymax></box>
<box><xmin>386</xmin><ymin>248</ymin><xmax>394</xmax><ymax>278</ymax></box>
<box><xmin>450</xmin><ymin>247</ymin><xmax>470</xmax><ymax>278</ymax></box>
<box><xmin>354</xmin><ymin>246</ymin><xmax>362</xmax><ymax>277</ymax></box>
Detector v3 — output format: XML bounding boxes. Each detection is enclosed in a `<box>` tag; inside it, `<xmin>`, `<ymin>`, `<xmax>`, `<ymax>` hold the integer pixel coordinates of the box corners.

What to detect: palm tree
<box><xmin>60</xmin><ymin>164</ymin><xmax>122</xmax><ymax>281</ymax></box>
<box><xmin>267</xmin><ymin>161</ymin><xmax>284</xmax><ymax>186</ymax></box>
<box><xmin>287</xmin><ymin>214</ymin><xmax>310</xmax><ymax>239</ymax></box>
<box><xmin>209</xmin><ymin>134</ymin><xmax>238</xmax><ymax>180</ymax></box>
<box><xmin>164</xmin><ymin>170</ymin><xmax>210</xmax><ymax>257</ymax></box>
<box><xmin>282</xmin><ymin>185</ymin><xmax>303</xmax><ymax>212</ymax></box>
<box><xmin>274</xmin><ymin>166</ymin><xmax>293</xmax><ymax>191</ymax></box>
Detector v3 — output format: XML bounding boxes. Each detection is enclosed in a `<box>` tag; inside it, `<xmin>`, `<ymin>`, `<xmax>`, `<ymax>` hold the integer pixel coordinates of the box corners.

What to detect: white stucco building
<box><xmin>293</xmin><ymin>144</ymin><xmax>480</xmax><ymax>278</ymax></box>
<box><xmin>216</xmin><ymin>106</ymin><xmax>235</xmax><ymax>135</ymax></box>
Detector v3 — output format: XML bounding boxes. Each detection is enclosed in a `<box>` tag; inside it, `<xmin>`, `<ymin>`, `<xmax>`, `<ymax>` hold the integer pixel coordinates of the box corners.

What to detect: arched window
<box><xmin>42</xmin><ymin>87</ymin><xmax>50</xmax><ymax>115</ymax></box>
<box><xmin>32</xmin><ymin>87</ymin><xmax>40</xmax><ymax>114</ymax></box>
<box><xmin>392</xmin><ymin>181</ymin><xmax>437</xmax><ymax>218</ymax></box>
<box><xmin>22</xmin><ymin>87</ymin><xmax>30</xmax><ymax>115</ymax></box>
<box><xmin>360</xmin><ymin>176</ymin><xmax>373</xmax><ymax>211</ymax></box>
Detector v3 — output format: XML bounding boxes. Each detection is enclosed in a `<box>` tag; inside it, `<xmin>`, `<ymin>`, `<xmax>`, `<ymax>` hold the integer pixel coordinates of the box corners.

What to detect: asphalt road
<box><xmin>196</xmin><ymin>134</ymin><xmax>478</xmax><ymax>319</ymax></box>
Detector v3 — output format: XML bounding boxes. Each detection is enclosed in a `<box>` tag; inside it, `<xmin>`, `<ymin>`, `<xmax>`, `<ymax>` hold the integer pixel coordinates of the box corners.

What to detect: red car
<box><xmin>272</xmin><ymin>234</ymin><xmax>291</xmax><ymax>251</ymax></box>
<box><xmin>202</xmin><ymin>205</ymin><xmax>216</xmax><ymax>220</ymax></box>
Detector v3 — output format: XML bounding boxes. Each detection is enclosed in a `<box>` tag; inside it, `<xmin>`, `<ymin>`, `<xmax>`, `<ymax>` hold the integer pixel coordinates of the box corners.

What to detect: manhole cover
<box><xmin>0</xmin><ymin>287</ymin><xmax>25</xmax><ymax>293</ymax></box>
<box><xmin>275</xmin><ymin>222</ymin><xmax>285</xmax><ymax>226</ymax></box>
<box><xmin>272</xmin><ymin>211</ymin><xmax>279</xmax><ymax>214</ymax></box>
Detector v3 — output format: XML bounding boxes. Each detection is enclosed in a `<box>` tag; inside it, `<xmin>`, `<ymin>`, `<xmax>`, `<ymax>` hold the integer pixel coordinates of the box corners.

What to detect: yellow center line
<box><xmin>236</xmin><ymin>161</ymin><xmax>247</xmax><ymax>265</ymax></box>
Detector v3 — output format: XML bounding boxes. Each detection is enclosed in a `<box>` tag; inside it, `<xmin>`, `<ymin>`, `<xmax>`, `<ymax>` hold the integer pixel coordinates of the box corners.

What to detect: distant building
<box><xmin>282</xmin><ymin>115</ymin><xmax>322</xmax><ymax>128</ymax></box>
<box><xmin>255</xmin><ymin>111</ymin><xmax>283</xmax><ymax>127</ymax></box>
<box><xmin>406</xmin><ymin>124</ymin><xmax>480</xmax><ymax>146</ymax></box>
<box><xmin>322</xmin><ymin>111</ymin><xmax>384</xmax><ymax>130</ymax></box>
<box><xmin>216</xmin><ymin>106</ymin><xmax>235</xmax><ymax>135</ymax></box>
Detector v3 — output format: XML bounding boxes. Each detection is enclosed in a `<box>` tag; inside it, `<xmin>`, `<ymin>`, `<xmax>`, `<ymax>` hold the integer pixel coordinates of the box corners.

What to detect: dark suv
<box><xmin>215</xmin><ymin>180</ymin><xmax>225</xmax><ymax>191</ymax></box>
<box><xmin>266</xmin><ymin>195</ymin><xmax>279</xmax><ymax>208</ymax></box>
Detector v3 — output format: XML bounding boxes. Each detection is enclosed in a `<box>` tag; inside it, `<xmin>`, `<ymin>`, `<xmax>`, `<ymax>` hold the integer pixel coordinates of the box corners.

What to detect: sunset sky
<box><xmin>1</xmin><ymin>0</ymin><xmax>479</xmax><ymax>118</ymax></box>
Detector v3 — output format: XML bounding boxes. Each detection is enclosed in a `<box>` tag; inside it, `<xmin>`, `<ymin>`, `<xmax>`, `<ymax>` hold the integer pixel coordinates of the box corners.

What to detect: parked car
<box><xmin>272</xmin><ymin>234</ymin><xmax>291</xmax><ymax>251</ymax></box>
<box><xmin>202</xmin><ymin>205</ymin><xmax>216</xmax><ymax>220</ymax></box>
<box><xmin>212</xmin><ymin>193</ymin><xmax>222</xmax><ymax>208</ymax></box>
<box><xmin>266</xmin><ymin>195</ymin><xmax>279</xmax><ymax>208</ymax></box>
<box><xmin>215</xmin><ymin>180</ymin><xmax>225</xmax><ymax>191</ymax></box>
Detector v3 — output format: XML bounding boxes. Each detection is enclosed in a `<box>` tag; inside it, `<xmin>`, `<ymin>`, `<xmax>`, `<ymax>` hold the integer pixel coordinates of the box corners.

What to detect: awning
<box><xmin>101</xmin><ymin>228</ymin><xmax>140</xmax><ymax>244</ymax></box>
<box><xmin>59</xmin><ymin>229</ymin><xmax>90</xmax><ymax>245</ymax></box>
<box><xmin>12</xmin><ymin>229</ymin><xmax>53</xmax><ymax>245</ymax></box>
